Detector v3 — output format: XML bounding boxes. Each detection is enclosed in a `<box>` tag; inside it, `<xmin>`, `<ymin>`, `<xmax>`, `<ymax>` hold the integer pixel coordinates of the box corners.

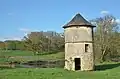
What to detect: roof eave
<box><xmin>63</xmin><ymin>25</ymin><xmax>96</xmax><ymax>29</ymax></box>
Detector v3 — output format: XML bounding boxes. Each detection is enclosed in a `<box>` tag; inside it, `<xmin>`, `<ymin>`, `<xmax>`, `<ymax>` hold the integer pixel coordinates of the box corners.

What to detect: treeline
<box><xmin>0</xmin><ymin>31</ymin><xmax>64</xmax><ymax>55</ymax></box>
<box><xmin>0</xmin><ymin>40</ymin><xmax>25</xmax><ymax>50</ymax></box>
<box><xmin>23</xmin><ymin>31</ymin><xmax>64</xmax><ymax>55</ymax></box>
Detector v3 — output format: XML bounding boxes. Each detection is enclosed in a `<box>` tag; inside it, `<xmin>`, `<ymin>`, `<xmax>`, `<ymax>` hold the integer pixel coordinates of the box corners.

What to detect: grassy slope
<box><xmin>0</xmin><ymin>63</ymin><xmax>120</xmax><ymax>79</ymax></box>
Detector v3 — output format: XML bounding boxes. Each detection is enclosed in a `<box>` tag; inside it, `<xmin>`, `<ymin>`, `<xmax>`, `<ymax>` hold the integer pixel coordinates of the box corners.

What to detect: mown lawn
<box><xmin>0</xmin><ymin>62</ymin><xmax>120</xmax><ymax>79</ymax></box>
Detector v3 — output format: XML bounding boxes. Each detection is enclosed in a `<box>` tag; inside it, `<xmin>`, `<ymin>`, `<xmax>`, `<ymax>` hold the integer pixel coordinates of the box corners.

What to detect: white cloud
<box><xmin>0</xmin><ymin>38</ymin><xmax>6</xmax><ymax>41</ymax></box>
<box><xmin>8</xmin><ymin>13</ymin><xmax>13</xmax><ymax>15</ymax></box>
<box><xmin>19</xmin><ymin>28</ymin><xmax>31</xmax><ymax>37</ymax></box>
<box><xmin>116</xmin><ymin>19</ymin><xmax>120</xmax><ymax>24</ymax></box>
<box><xmin>0</xmin><ymin>27</ymin><xmax>40</xmax><ymax>41</ymax></box>
<box><xmin>100</xmin><ymin>10</ymin><xmax>109</xmax><ymax>15</ymax></box>
<box><xmin>19</xmin><ymin>28</ymin><xmax>40</xmax><ymax>36</ymax></box>
<box><xmin>0</xmin><ymin>37</ymin><xmax>22</xmax><ymax>41</ymax></box>
<box><xmin>19</xmin><ymin>28</ymin><xmax>39</xmax><ymax>32</ymax></box>
<box><xmin>19</xmin><ymin>28</ymin><xmax>31</xmax><ymax>32</ymax></box>
<box><xmin>10</xmin><ymin>37</ymin><xmax>22</xmax><ymax>41</ymax></box>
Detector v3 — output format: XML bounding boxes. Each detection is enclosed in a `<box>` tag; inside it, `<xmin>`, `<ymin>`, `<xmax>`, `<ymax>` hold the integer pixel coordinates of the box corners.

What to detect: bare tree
<box><xmin>91</xmin><ymin>14</ymin><xmax>120</xmax><ymax>62</ymax></box>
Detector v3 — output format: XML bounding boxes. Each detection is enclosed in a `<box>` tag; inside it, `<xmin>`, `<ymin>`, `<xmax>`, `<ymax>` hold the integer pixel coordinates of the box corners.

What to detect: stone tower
<box><xmin>63</xmin><ymin>13</ymin><xmax>96</xmax><ymax>71</ymax></box>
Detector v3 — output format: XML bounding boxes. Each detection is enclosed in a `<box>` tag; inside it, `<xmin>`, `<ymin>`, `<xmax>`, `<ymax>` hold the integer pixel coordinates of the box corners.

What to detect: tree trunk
<box><xmin>100</xmin><ymin>46</ymin><xmax>107</xmax><ymax>62</ymax></box>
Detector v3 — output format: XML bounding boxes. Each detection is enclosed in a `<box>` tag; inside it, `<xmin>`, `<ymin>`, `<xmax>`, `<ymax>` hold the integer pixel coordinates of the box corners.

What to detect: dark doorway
<box><xmin>75</xmin><ymin>58</ymin><xmax>81</xmax><ymax>70</ymax></box>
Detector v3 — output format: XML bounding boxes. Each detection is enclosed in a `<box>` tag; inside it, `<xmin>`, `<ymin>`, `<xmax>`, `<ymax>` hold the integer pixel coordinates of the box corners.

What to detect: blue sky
<box><xmin>0</xmin><ymin>0</ymin><xmax>120</xmax><ymax>41</ymax></box>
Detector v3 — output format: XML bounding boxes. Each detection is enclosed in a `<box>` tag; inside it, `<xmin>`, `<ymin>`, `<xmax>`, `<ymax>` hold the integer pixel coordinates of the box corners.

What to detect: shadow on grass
<box><xmin>95</xmin><ymin>63</ymin><xmax>120</xmax><ymax>71</ymax></box>
<box><xmin>1</xmin><ymin>62</ymin><xmax>120</xmax><ymax>71</ymax></box>
<box><xmin>0</xmin><ymin>66</ymin><xmax>15</xmax><ymax>70</ymax></box>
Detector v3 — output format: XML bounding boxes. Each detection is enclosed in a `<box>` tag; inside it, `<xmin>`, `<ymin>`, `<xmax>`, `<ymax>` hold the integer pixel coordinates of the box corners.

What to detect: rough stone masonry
<box><xmin>63</xmin><ymin>13</ymin><xmax>96</xmax><ymax>71</ymax></box>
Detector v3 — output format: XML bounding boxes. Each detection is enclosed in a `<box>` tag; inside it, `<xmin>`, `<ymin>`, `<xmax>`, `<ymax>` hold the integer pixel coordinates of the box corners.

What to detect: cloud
<box><xmin>19</xmin><ymin>28</ymin><xmax>31</xmax><ymax>33</ymax></box>
<box><xmin>19</xmin><ymin>28</ymin><xmax>32</xmax><ymax>37</ymax></box>
<box><xmin>100</xmin><ymin>10</ymin><xmax>109</xmax><ymax>15</ymax></box>
<box><xmin>19</xmin><ymin>28</ymin><xmax>39</xmax><ymax>32</ymax></box>
<box><xmin>0</xmin><ymin>37</ymin><xmax>22</xmax><ymax>41</ymax></box>
<box><xmin>115</xmin><ymin>19</ymin><xmax>120</xmax><ymax>24</ymax></box>
<box><xmin>8</xmin><ymin>13</ymin><xmax>13</xmax><ymax>15</ymax></box>
<box><xmin>0</xmin><ymin>27</ymin><xmax>40</xmax><ymax>41</ymax></box>
<box><xmin>19</xmin><ymin>28</ymin><xmax>40</xmax><ymax>36</ymax></box>
<box><xmin>0</xmin><ymin>38</ymin><xmax>6</xmax><ymax>41</ymax></box>
<box><xmin>10</xmin><ymin>37</ymin><xmax>22</xmax><ymax>41</ymax></box>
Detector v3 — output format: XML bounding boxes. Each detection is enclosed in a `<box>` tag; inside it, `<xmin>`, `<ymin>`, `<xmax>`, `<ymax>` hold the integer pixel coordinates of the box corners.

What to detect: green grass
<box><xmin>0</xmin><ymin>50</ymin><xmax>120</xmax><ymax>79</ymax></box>
<box><xmin>0</xmin><ymin>62</ymin><xmax>120</xmax><ymax>79</ymax></box>
<box><xmin>7</xmin><ymin>52</ymin><xmax>64</xmax><ymax>63</ymax></box>
<box><xmin>0</xmin><ymin>58</ymin><xmax>9</xmax><ymax>63</ymax></box>
<box><xmin>0</xmin><ymin>50</ymin><xmax>64</xmax><ymax>63</ymax></box>
<box><xmin>0</xmin><ymin>50</ymin><xmax>34</xmax><ymax>56</ymax></box>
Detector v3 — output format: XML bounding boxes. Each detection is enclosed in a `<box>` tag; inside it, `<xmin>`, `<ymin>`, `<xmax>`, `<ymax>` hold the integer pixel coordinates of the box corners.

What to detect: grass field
<box><xmin>0</xmin><ymin>62</ymin><xmax>120</xmax><ymax>79</ymax></box>
<box><xmin>0</xmin><ymin>50</ymin><xmax>64</xmax><ymax>63</ymax></box>
<box><xmin>0</xmin><ymin>50</ymin><xmax>120</xmax><ymax>79</ymax></box>
<box><xmin>0</xmin><ymin>50</ymin><xmax>34</xmax><ymax>56</ymax></box>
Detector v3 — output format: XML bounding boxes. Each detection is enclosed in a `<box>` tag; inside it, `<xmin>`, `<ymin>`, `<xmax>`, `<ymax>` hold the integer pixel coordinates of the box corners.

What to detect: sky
<box><xmin>0</xmin><ymin>0</ymin><xmax>120</xmax><ymax>41</ymax></box>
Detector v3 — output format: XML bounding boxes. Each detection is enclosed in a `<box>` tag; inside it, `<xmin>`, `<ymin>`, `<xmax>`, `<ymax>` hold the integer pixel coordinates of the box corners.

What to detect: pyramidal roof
<box><xmin>63</xmin><ymin>13</ymin><xmax>95</xmax><ymax>28</ymax></box>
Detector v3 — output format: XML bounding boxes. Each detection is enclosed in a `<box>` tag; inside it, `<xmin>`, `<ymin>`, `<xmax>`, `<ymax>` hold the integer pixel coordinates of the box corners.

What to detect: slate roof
<box><xmin>63</xmin><ymin>13</ymin><xmax>95</xmax><ymax>28</ymax></box>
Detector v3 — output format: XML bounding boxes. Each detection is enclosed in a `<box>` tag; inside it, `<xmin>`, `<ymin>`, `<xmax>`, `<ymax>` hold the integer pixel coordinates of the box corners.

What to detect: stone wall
<box><xmin>64</xmin><ymin>26</ymin><xmax>94</xmax><ymax>71</ymax></box>
<box><xmin>64</xmin><ymin>26</ymin><xmax>93</xmax><ymax>43</ymax></box>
